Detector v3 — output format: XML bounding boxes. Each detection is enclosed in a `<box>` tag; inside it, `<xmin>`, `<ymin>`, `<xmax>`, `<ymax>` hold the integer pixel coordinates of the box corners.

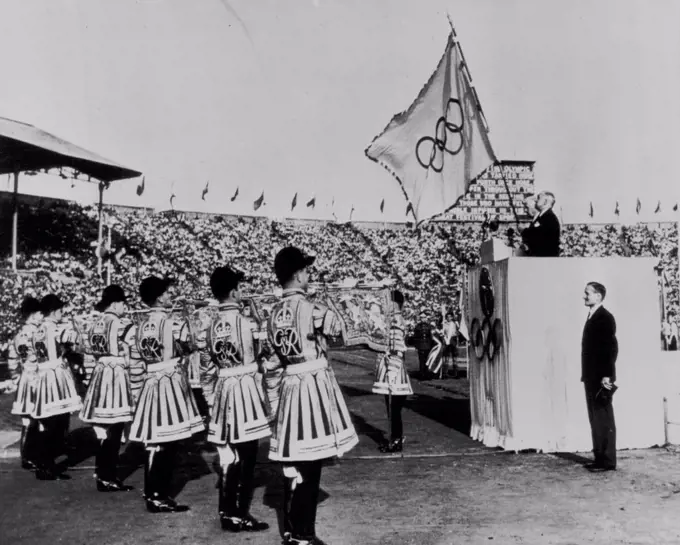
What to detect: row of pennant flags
<box><xmin>135</xmin><ymin>175</ymin><xmax>415</xmax><ymax>216</ymax></box>
<box><xmin>135</xmin><ymin>174</ymin><xmax>680</xmax><ymax>220</ymax></box>
<box><xmin>141</xmin><ymin>185</ymin><xmax>680</xmax><ymax>222</ymax></box>
<box><xmin>589</xmin><ymin>199</ymin><xmax>679</xmax><ymax>217</ymax></box>
<box><xmin>136</xmin><ymin>179</ymin><xmax>680</xmax><ymax>221</ymax></box>
<box><xmin>130</xmin><ymin>17</ymin><xmax>494</xmax><ymax>224</ymax></box>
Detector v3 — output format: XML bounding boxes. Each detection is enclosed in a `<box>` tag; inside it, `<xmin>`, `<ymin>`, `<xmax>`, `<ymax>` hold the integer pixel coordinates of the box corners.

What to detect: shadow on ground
<box><xmin>341</xmin><ymin>384</ymin><xmax>389</xmax><ymax>449</ymax></box>
<box><xmin>552</xmin><ymin>451</ymin><xmax>592</xmax><ymax>466</ymax></box>
<box><xmin>406</xmin><ymin>392</ymin><xmax>471</xmax><ymax>436</ymax></box>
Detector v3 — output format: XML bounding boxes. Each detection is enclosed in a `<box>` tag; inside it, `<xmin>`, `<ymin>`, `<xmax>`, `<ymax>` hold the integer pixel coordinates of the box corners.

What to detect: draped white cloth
<box><xmin>468</xmin><ymin>257</ymin><xmax>665</xmax><ymax>452</ymax></box>
<box><xmin>468</xmin><ymin>259</ymin><xmax>513</xmax><ymax>449</ymax></box>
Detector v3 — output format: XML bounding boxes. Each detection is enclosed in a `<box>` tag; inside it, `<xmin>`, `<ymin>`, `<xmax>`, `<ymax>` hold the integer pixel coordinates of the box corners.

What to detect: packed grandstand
<box><xmin>0</xmin><ymin>189</ymin><xmax>678</xmax><ymax>358</ymax></box>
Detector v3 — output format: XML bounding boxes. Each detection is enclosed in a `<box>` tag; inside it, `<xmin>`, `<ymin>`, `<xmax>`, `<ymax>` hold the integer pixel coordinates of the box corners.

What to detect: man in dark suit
<box><xmin>581</xmin><ymin>281</ymin><xmax>618</xmax><ymax>472</ymax></box>
<box><xmin>520</xmin><ymin>191</ymin><xmax>561</xmax><ymax>257</ymax></box>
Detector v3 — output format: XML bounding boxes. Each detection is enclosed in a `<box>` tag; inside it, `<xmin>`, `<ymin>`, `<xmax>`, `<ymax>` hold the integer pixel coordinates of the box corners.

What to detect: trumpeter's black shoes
<box><xmin>378</xmin><ymin>437</ymin><xmax>404</xmax><ymax>453</ymax></box>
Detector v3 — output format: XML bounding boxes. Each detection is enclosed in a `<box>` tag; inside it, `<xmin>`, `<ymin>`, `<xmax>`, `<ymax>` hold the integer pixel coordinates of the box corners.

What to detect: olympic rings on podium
<box><xmin>470</xmin><ymin>318</ymin><xmax>485</xmax><ymax>360</ymax></box>
<box><xmin>485</xmin><ymin>318</ymin><xmax>502</xmax><ymax>361</ymax></box>
<box><xmin>470</xmin><ymin>316</ymin><xmax>502</xmax><ymax>362</ymax></box>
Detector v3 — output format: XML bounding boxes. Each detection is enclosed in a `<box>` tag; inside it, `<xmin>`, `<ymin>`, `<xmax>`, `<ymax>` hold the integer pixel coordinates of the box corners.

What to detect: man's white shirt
<box><xmin>531</xmin><ymin>207</ymin><xmax>551</xmax><ymax>225</ymax></box>
<box><xmin>587</xmin><ymin>303</ymin><xmax>603</xmax><ymax>320</ymax></box>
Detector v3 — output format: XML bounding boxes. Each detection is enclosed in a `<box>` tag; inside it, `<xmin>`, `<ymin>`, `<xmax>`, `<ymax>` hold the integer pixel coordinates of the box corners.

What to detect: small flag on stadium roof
<box><xmin>201</xmin><ymin>181</ymin><xmax>209</xmax><ymax>201</ymax></box>
<box><xmin>253</xmin><ymin>191</ymin><xmax>265</xmax><ymax>211</ymax></box>
<box><xmin>674</xmin><ymin>203</ymin><xmax>678</xmax><ymax>212</ymax></box>
<box><xmin>291</xmin><ymin>192</ymin><xmax>298</xmax><ymax>211</ymax></box>
<box><xmin>614</xmin><ymin>201</ymin><xmax>619</xmax><ymax>216</ymax></box>
<box><xmin>655</xmin><ymin>201</ymin><xmax>661</xmax><ymax>213</ymax></box>
<box><xmin>380</xmin><ymin>199</ymin><xmax>385</xmax><ymax>213</ymax></box>
<box><xmin>636</xmin><ymin>198</ymin><xmax>642</xmax><ymax>214</ymax></box>
<box><xmin>170</xmin><ymin>193</ymin><xmax>176</xmax><ymax>209</ymax></box>
<box><xmin>136</xmin><ymin>176</ymin><xmax>145</xmax><ymax>196</ymax></box>
<box><xmin>306</xmin><ymin>196</ymin><xmax>316</xmax><ymax>209</ymax></box>
<box><xmin>589</xmin><ymin>202</ymin><xmax>594</xmax><ymax>218</ymax></box>
<box><xmin>230</xmin><ymin>187</ymin><xmax>239</xmax><ymax>202</ymax></box>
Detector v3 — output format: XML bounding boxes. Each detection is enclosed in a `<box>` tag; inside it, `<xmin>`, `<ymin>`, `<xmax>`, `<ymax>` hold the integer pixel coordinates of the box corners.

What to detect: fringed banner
<box><xmin>321</xmin><ymin>286</ymin><xmax>393</xmax><ymax>353</ymax></box>
<box><xmin>113</xmin><ymin>288</ymin><xmax>394</xmax><ymax>357</ymax></box>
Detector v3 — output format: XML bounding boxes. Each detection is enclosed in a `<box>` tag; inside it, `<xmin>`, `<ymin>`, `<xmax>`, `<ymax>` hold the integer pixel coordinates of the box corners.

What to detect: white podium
<box><xmin>479</xmin><ymin>238</ymin><xmax>514</xmax><ymax>264</ymax></box>
<box><xmin>466</xmin><ymin>256</ymin><xmax>665</xmax><ymax>452</ymax></box>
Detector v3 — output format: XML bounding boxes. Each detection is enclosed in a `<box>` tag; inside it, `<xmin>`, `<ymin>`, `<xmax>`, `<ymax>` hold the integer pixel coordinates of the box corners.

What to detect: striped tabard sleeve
<box><xmin>116</xmin><ymin>317</ymin><xmax>134</xmax><ymax>361</ymax></box>
<box><xmin>7</xmin><ymin>339</ymin><xmax>19</xmax><ymax>377</ymax></box>
<box><xmin>389</xmin><ymin>315</ymin><xmax>406</xmax><ymax>357</ymax></box>
<box><xmin>313</xmin><ymin>303</ymin><xmax>342</xmax><ymax>338</ymax></box>
<box><xmin>7</xmin><ymin>326</ymin><xmax>33</xmax><ymax>379</ymax></box>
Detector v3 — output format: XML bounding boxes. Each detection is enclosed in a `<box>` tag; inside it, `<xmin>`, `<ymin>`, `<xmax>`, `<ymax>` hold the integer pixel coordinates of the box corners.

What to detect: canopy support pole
<box><xmin>11</xmin><ymin>171</ymin><xmax>19</xmax><ymax>271</ymax></box>
<box><xmin>97</xmin><ymin>181</ymin><xmax>104</xmax><ymax>277</ymax></box>
<box><xmin>106</xmin><ymin>223</ymin><xmax>112</xmax><ymax>285</ymax></box>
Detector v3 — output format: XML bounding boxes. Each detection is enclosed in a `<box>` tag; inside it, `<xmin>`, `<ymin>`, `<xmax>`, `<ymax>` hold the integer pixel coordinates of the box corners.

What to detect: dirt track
<box><xmin>1</xmin><ymin>349</ymin><xmax>680</xmax><ymax>545</ymax></box>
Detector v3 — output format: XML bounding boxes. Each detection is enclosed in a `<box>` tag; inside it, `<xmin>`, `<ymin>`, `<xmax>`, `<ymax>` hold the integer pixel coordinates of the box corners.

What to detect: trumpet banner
<box><xmin>94</xmin><ymin>288</ymin><xmax>395</xmax><ymax>358</ymax></box>
<box><xmin>322</xmin><ymin>287</ymin><xmax>393</xmax><ymax>352</ymax></box>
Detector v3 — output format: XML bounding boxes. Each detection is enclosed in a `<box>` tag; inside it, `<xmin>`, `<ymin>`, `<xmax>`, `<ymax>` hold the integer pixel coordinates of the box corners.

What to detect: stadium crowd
<box><xmin>1</xmin><ymin>199</ymin><xmax>678</xmax><ymax>361</ymax></box>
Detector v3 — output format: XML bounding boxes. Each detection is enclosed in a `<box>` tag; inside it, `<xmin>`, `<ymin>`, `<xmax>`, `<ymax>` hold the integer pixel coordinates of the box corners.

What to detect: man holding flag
<box><xmin>520</xmin><ymin>191</ymin><xmax>561</xmax><ymax>257</ymax></box>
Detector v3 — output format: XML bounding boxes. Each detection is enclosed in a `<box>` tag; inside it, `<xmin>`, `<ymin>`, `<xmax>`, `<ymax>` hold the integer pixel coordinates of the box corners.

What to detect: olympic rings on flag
<box><xmin>415</xmin><ymin>98</ymin><xmax>465</xmax><ymax>172</ymax></box>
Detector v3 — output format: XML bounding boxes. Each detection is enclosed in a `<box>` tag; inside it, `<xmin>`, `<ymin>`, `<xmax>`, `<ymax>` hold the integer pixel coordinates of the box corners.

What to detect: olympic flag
<box><xmin>365</xmin><ymin>32</ymin><xmax>495</xmax><ymax>224</ymax></box>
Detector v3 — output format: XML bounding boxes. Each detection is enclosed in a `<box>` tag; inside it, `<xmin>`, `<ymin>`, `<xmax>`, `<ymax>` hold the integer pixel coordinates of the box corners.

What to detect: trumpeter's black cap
<box><xmin>274</xmin><ymin>246</ymin><xmax>315</xmax><ymax>285</ymax></box>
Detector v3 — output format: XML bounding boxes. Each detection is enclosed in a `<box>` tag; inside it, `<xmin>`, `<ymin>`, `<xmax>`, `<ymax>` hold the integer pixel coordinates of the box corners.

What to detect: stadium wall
<box><xmin>0</xmin><ymin>191</ymin><xmax>155</xmax><ymax>216</ymax></box>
